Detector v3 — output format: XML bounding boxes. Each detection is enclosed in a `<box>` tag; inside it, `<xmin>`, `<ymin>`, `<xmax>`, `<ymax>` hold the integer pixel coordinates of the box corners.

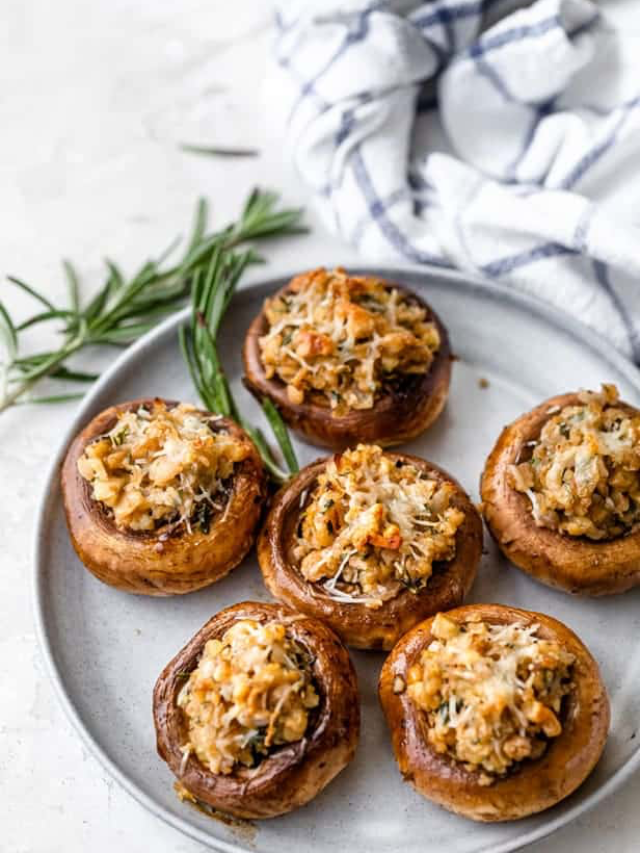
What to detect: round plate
<box><xmin>34</xmin><ymin>266</ymin><xmax>640</xmax><ymax>853</ymax></box>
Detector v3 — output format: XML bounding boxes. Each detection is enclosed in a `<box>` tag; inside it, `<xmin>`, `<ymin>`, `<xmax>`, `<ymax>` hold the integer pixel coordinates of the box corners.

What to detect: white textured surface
<box><xmin>1</xmin><ymin>1</ymin><xmax>638</xmax><ymax>850</ymax></box>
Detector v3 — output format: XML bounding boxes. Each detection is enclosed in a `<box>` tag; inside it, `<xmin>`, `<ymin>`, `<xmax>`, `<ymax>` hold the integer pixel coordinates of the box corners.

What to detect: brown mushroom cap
<box><xmin>242</xmin><ymin>276</ymin><xmax>452</xmax><ymax>450</ymax></box>
<box><xmin>153</xmin><ymin>600</ymin><xmax>360</xmax><ymax>819</ymax></box>
<box><xmin>378</xmin><ymin>603</ymin><xmax>610</xmax><ymax>822</ymax></box>
<box><xmin>61</xmin><ymin>398</ymin><xmax>266</xmax><ymax>595</ymax></box>
<box><xmin>481</xmin><ymin>392</ymin><xmax>640</xmax><ymax>595</ymax></box>
<box><xmin>258</xmin><ymin>451</ymin><xmax>483</xmax><ymax>650</ymax></box>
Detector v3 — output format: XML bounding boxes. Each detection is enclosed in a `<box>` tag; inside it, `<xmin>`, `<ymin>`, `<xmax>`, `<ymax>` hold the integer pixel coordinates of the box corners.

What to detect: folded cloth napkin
<box><xmin>272</xmin><ymin>0</ymin><xmax>640</xmax><ymax>362</ymax></box>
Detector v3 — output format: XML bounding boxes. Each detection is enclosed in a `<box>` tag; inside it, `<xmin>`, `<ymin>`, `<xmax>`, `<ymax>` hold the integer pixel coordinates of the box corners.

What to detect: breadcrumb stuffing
<box><xmin>508</xmin><ymin>384</ymin><xmax>640</xmax><ymax>539</ymax></box>
<box><xmin>293</xmin><ymin>445</ymin><xmax>464</xmax><ymax>609</ymax></box>
<box><xmin>177</xmin><ymin>620</ymin><xmax>319</xmax><ymax>776</ymax></box>
<box><xmin>259</xmin><ymin>268</ymin><xmax>441</xmax><ymax>415</ymax></box>
<box><xmin>77</xmin><ymin>400</ymin><xmax>249</xmax><ymax>532</ymax></box>
<box><xmin>407</xmin><ymin>614</ymin><xmax>574</xmax><ymax>783</ymax></box>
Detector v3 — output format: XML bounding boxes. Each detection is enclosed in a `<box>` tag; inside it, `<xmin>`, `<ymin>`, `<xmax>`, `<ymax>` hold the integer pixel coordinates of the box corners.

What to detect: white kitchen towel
<box><xmin>272</xmin><ymin>0</ymin><xmax>640</xmax><ymax>362</ymax></box>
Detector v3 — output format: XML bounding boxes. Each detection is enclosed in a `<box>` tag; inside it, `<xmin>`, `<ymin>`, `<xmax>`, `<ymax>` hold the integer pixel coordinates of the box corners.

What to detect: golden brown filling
<box><xmin>77</xmin><ymin>401</ymin><xmax>249</xmax><ymax>532</ymax></box>
<box><xmin>293</xmin><ymin>445</ymin><xmax>465</xmax><ymax>609</ymax></box>
<box><xmin>259</xmin><ymin>267</ymin><xmax>441</xmax><ymax>415</ymax></box>
<box><xmin>508</xmin><ymin>384</ymin><xmax>640</xmax><ymax>540</ymax></box>
<box><xmin>177</xmin><ymin>619</ymin><xmax>319</xmax><ymax>775</ymax></box>
<box><xmin>406</xmin><ymin>614</ymin><xmax>575</xmax><ymax>784</ymax></box>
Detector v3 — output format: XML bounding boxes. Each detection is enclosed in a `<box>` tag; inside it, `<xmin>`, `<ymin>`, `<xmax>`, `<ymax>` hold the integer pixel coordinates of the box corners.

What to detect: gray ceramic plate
<box><xmin>34</xmin><ymin>266</ymin><xmax>640</xmax><ymax>853</ymax></box>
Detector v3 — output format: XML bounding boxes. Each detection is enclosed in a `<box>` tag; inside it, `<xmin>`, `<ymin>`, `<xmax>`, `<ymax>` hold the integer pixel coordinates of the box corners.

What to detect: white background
<box><xmin>1</xmin><ymin>1</ymin><xmax>638</xmax><ymax>850</ymax></box>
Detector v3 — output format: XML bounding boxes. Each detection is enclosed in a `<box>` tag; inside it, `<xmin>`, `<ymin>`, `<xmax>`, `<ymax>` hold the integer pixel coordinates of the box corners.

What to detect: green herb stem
<box><xmin>178</xmin><ymin>244</ymin><xmax>298</xmax><ymax>484</ymax></box>
<box><xmin>0</xmin><ymin>189</ymin><xmax>306</xmax><ymax>413</ymax></box>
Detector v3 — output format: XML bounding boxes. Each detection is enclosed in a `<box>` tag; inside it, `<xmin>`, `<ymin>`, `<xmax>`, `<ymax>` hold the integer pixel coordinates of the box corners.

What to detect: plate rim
<box><xmin>32</xmin><ymin>263</ymin><xmax>640</xmax><ymax>853</ymax></box>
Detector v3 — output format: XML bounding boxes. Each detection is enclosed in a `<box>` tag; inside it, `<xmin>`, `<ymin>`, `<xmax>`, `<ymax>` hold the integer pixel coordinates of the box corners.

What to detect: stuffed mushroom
<box><xmin>61</xmin><ymin>398</ymin><xmax>266</xmax><ymax>595</ymax></box>
<box><xmin>243</xmin><ymin>267</ymin><xmax>451</xmax><ymax>449</ymax></box>
<box><xmin>153</xmin><ymin>601</ymin><xmax>360</xmax><ymax>819</ymax></box>
<box><xmin>481</xmin><ymin>384</ymin><xmax>640</xmax><ymax>594</ymax></box>
<box><xmin>258</xmin><ymin>444</ymin><xmax>482</xmax><ymax>650</ymax></box>
<box><xmin>378</xmin><ymin>604</ymin><xmax>609</xmax><ymax>822</ymax></box>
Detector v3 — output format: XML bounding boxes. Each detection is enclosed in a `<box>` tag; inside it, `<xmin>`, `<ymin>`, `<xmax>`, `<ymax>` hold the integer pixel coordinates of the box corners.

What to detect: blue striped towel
<box><xmin>272</xmin><ymin>0</ymin><xmax>640</xmax><ymax>363</ymax></box>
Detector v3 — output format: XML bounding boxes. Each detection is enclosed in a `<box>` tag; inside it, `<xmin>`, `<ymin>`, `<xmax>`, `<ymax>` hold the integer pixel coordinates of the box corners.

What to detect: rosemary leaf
<box><xmin>262</xmin><ymin>399</ymin><xmax>299</xmax><ymax>473</ymax></box>
<box><xmin>0</xmin><ymin>302</ymin><xmax>18</xmax><ymax>359</ymax></box>
<box><xmin>13</xmin><ymin>351</ymin><xmax>58</xmax><ymax>369</ymax></box>
<box><xmin>90</xmin><ymin>323</ymin><xmax>159</xmax><ymax>345</ymax></box>
<box><xmin>7</xmin><ymin>276</ymin><xmax>57</xmax><ymax>312</ymax></box>
<box><xmin>242</xmin><ymin>424</ymin><xmax>290</xmax><ymax>483</ymax></box>
<box><xmin>63</xmin><ymin>260</ymin><xmax>81</xmax><ymax>314</ymax></box>
<box><xmin>187</xmin><ymin>198</ymin><xmax>208</xmax><ymax>255</ymax></box>
<box><xmin>180</xmin><ymin>143</ymin><xmax>259</xmax><ymax>158</ymax></box>
<box><xmin>15</xmin><ymin>393</ymin><xmax>85</xmax><ymax>405</ymax></box>
<box><xmin>83</xmin><ymin>278</ymin><xmax>116</xmax><ymax>325</ymax></box>
<box><xmin>49</xmin><ymin>366</ymin><xmax>99</xmax><ymax>383</ymax></box>
<box><xmin>179</xmin><ymin>325</ymin><xmax>209</xmax><ymax>410</ymax></box>
<box><xmin>16</xmin><ymin>309</ymin><xmax>77</xmax><ymax>332</ymax></box>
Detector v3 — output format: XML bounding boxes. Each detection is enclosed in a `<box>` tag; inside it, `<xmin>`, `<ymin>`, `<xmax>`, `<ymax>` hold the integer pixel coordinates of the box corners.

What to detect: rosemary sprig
<box><xmin>179</xmin><ymin>246</ymin><xmax>298</xmax><ymax>484</ymax></box>
<box><xmin>0</xmin><ymin>189</ymin><xmax>306</xmax><ymax>414</ymax></box>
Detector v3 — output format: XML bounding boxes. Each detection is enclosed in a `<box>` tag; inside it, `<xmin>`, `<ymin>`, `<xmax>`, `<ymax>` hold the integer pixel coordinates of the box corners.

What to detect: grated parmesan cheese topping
<box><xmin>406</xmin><ymin>614</ymin><xmax>575</xmax><ymax>784</ymax></box>
<box><xmin>77</xmin><ymin>400</ymin><xmax>250</xmax><ymax>532</ymax></box>
<box><xmin>293</xmin><ymin>445</ymin><xmax>465</xmax><ymax>609</ymax></box>
<box><xmin>177</xmin><ymin>619</ymin><xmax>319</xmax><ymax>775</ymax></box>
<box><xmin>508</xmin><ymin>384</ymin><xmax>640</xmax><ymax>540</ymax></box>
<box><xmin>259</xmin><ymin>267</ymin><xmax>441</xmax><ymax>415</ymax></box>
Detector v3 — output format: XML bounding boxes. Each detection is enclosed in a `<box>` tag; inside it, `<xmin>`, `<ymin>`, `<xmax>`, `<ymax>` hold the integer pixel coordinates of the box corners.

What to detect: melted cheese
<box><xmin>259</xmin><ymin>267</ymin><xmax>441</xmax><ymax>415</ymax></box>
<box><xmin>293</xmin><ymin>445</ymin><xmax>465</xmax><ymax>609</ymax></box>
<box><xmin>177</xmin><ymin>619</ymin><xmax>319</xmax><ymax>776</ymax></box>
<box><xmin>508</xmin><ymin>384</ymin><xmax>640</xmax><ymax>539</ymax></box>
<box><xmin>406</xmin><ymin>614</ymin><xmax>575</xmax><ymax>783</ymax></box>
<box><xmin>77</xmin><ymin>400</ymin><xmax>249</xmax><ymax>532</ymax></box>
